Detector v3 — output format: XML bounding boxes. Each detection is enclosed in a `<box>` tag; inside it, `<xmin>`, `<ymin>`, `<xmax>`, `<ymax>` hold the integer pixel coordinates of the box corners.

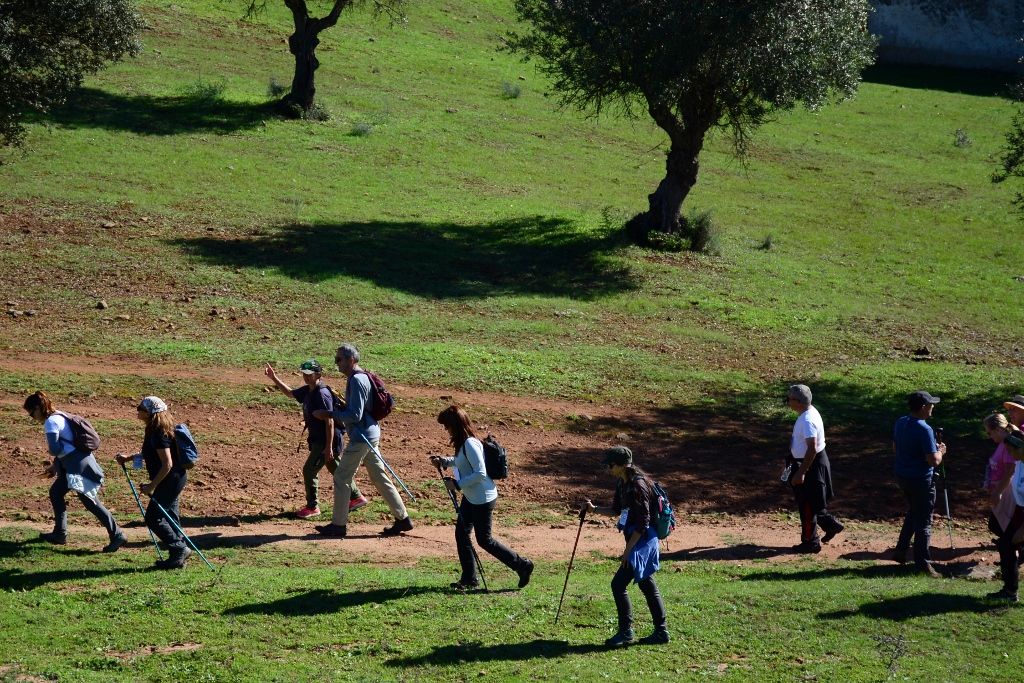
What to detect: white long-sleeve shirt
<box><xmin>439</xmin><ymin>437</ymin><xmax>498</xmax><ymax>505</ymax></box>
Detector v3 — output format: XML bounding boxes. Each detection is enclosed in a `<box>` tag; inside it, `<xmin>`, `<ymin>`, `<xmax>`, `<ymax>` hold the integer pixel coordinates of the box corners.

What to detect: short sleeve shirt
<box><xmin>985</xmin><ymin>443</ymin><xmax>1016</xmax><ymax>490</ymax></box>
<box><xmin>142</xmin><ymin>430</ymin><xmax>184</xmax><ymax>479</ymax></box>
<box><xmin>292</xmin><ymin>383</ymin><xmax>342</xmax><ymax>445</ymax></box>
<box><xmin>893</xmin><ymin>415</ymin><xmax>936</xmax><ymax>480</ymax></box>
<box><xmin>43</xmin><ymin>414</ymin><xmax>76</xmax><ymax>457</ymax></box>
<box><xmin>791</xmin><ymin>406</ymin><xmax>826</xmax><ymax>459</ymax></box>
<box><xmin>1012</xmin><ymin>461</ymin><xmax>1024</xmax><ymax>507</ymax></box>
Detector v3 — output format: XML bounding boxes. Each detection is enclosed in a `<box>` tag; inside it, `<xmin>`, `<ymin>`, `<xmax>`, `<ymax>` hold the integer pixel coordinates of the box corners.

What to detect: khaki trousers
<box><xmin>332</xmin><ymin>437</ymin><xmax>407</xmax><ymax>526</ymax></box>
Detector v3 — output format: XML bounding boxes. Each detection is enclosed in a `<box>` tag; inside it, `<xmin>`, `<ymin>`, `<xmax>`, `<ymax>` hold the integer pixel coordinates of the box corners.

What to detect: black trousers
<box><xmin>49</xmin><ymin>467</ymin><xmax>120</xmax><ymax>540</ymax></box>
<box><xmin>455</xmin><ymin>497</ymin><xmax>530</xmax><ymax>584</ymax></box>
<box><xmin>790</xmin><ymin>451</ymin><xmax>840</xmax><ymax>545</ymax></box>
<box><xmin>611</xmin><ymin>561</ymin><xmax>666</xmax><ymax>633</ymax></box>
<box><xmin>145</xmin><ymin>470</ymin><xmax>188</xmax><ymax>552</ymax></box>
<box><xmin>996</xmin><ymin>505</ymin><xmax>1024</xmax><ymax>594</ymax></box>
<box><xmin>895</xmin><ymin>475</ymin><xmax>936</xmax><ymax>568</ymax></box>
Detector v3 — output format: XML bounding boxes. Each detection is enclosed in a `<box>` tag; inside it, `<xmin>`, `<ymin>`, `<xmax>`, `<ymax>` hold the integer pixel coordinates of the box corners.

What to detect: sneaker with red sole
<box><xmin>295</xmin><ymin>506</ymin><xmax>321</xmax><ymax>519</ymax></box>
<box><xmin>349</xmin><ymin>495</ymin><xmax>369</xmax><ymax>512</ymax></box>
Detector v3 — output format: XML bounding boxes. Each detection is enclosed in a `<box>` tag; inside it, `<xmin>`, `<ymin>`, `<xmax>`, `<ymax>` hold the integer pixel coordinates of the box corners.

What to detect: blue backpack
<box><xmin>651</xmin><ymin>481</ymin><xmax>676</xmax><ymax>540</ymax></box>
<box><xmin>174</xmin><ymin>424</ymin><xmax>199</xmax><ymax>470</ymax></box>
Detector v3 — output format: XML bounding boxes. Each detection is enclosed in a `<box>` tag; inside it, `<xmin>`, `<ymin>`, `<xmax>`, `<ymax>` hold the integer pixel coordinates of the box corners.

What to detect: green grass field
<box><xmin>1</xmin><ymin>525</ymin><xmax>1022</xmax><ymax>682</ymax></box>
<box><xmin>1</xmin><ymin>0</ymin><xmax>1022</xmax><ymax>429</ymax></box>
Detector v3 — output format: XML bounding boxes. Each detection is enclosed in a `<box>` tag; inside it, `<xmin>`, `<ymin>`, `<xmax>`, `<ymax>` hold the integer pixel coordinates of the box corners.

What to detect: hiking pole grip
<box><xmin>152</xmin><ymin>499</ymin><xmax>216</xmax><ymax>572</ymax></box>
<box><xmin>555</xmin><ymin>501</ymin><xmax>589</xmax><ymax>625</ymax></box>
<box><xmin>352</xmin><ymin>426</ymin><xmax>416</xmax><ymax>502</ymax></box>
<box><xmin>120</xmin><ymin>462</ymin><xmax>164</xmax><ymax>560</ymax></box>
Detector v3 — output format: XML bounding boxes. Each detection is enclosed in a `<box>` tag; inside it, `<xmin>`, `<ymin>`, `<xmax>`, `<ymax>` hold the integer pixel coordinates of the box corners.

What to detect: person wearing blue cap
<box><xmin>891</xmin><ymin>390</ymin><xmax>946</xmax><ymax>577</ymax></box>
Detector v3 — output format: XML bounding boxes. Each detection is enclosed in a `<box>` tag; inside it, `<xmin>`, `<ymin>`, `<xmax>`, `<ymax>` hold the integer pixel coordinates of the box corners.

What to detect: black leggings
<box><xmin>611</xmin><ymin>561</ymin><xmax>666</xmax><ymax>633</ymax></box>
<box><xmin>996</xmin><ymin>506</ymin><xmax>1024</xmax><ymax>594</ymax></box>
<box><xmin>145</xmin><ymin>471</ymin><xmax>187</xmax><ymax>551</ymax></box>
<box><xmin>455</xmin><ymin>497</ymin><xmax>531</xmax><ymax>585</ymax></box>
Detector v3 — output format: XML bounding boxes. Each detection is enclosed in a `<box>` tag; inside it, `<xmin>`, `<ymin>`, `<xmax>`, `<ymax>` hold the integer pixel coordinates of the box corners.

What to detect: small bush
<box><xmin>758</xmin><ymin>233</ymin><xmax>774</xmax><ymax>250</ymax></box>
<box><xmin>303</xmin><ymin>104</ymin><xmax>331</xmax><ymax>122</ymax></box>
<box><xmin>954</xmin><ymin>128</ymin><xmax>972</xmax><ymax>148</ymax></box>
<box><xmin>351</xmin><ymin>122</ymin><xmax>374</xmax><ymax>136</ymax></box>
<box><xmin>180</xmin><ymin>78</ymin><xmax>226</xmax><ymax>101</ymax></box>
<box><xmin>686</xmin><ymin>207</ymin><xmax>723</xmax><ymax>255</ymax></box>
<box><xmin>501</xmin><ymin>81</ymin><xmax>522</xmax><ymax>99</ymax></box>
<box><xmin>267</xmin><ymin>75</ymin><xmax>288</xmax><ymax>99</ymax></box>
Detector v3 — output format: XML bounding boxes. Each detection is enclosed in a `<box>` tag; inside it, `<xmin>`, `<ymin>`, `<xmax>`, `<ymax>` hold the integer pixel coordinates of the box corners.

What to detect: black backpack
<box><xmin>481</xmin><ymin>436</ymin><xmax>509</xmax><ymax>480</ymax></box>
<box><xmin>55</xmin><ymin>411</ymin><xmax>101</xmax><ymax>453</ymax></box>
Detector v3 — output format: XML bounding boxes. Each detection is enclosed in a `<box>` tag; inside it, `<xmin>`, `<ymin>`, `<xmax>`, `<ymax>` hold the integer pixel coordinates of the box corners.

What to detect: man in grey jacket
<box><xmin>313</xmin><ymin>343</ymin><xmax>412</xmax><ymax>538</ymax></box>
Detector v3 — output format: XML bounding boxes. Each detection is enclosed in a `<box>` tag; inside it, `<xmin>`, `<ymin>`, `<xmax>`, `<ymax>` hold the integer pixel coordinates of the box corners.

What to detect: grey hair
<box><xmin>788</xmin><ymin>384</ymin><xmax>812</xmax><ymax>405</ymax></box>
<box><xmin>337</xmin><ymin>343</ymin><xmax>360</xmax><ymax>363</ymax></box>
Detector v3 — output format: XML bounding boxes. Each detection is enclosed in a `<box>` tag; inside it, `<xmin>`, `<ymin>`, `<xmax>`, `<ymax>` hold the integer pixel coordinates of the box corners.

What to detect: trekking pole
<box><xmin>555</xmin><ymin>501</ymin><xmax>588</xmax><ymax>625</ymax></box>
<box><xmin>151</xmin><ymin>500</ymin><xmax>216</xmax><ymax>572</ymax></box>
<box><xmin>351</xmin><ymin>425</ymin><xmax>416</xmax><ymax>502</ymax></box>
<box><xmin>119</xmin><ymin>461</ymin><xmax>164</xmax><ymax>560</ymax></box>
<box><xmin>941</xmin><ymin>465</ymin><xmax>955</xmax><ymax>550</ymax></box>
<box><xmin>435</xmin><ymin>462</ymin><xmax>487</xmax><ymax>592</ymax></box>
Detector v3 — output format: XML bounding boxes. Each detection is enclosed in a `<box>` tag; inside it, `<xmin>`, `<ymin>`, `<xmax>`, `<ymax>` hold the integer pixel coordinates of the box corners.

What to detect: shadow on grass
<box><xmin>663</xmin><ymin>544</ymin><xmax>792</xmax><ymax>561</ymax></box>
<box><xmin>741</xmin><ymin>565</ymin><xmax>909</xmax><ymax>582</ymax></box>
<box><xmin>384</xmin><ymin>639</ymin><xmax>606</xmax><ymax>667</ymax></box>
<box><xmin>223</xmin><ymin>586</ymin><xmax>447</xmax><ymax>616</ymax></box>
<box><xmin>0</xmin><ymin>567</ymin><xmax>149</xmax><ymax>591</ymax></box>
<box><xmin>174</xmin><ymin>217</ymin><xmax>635</xmax><ymax>299</ymax></box>
<box><xmin>37</xmin><ymin>88</ymin><xmax>271</xmax><ymax>135</ymax></box>
<box><xmin>862</xmin><ymin>64</ymin><xmax>1013</xmax><ymax>98</ymax></box>
<box><xmin>819</xmin><ymin>592</ymin><xmax>996</xmax><ymax>621</ymax></box>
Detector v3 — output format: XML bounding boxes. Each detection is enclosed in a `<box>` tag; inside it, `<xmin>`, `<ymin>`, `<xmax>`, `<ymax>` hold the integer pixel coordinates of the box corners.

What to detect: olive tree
<box><xmin>509</xmin><ymin>0</ymin><xmax>876</xmax><ymax>237</ymax></box>
<box><xmin>993</xmin><ymin>106</ymin><xmax>1024</xmax><ymax>215</ymax></box>
<box><xmin>0</xmin><ymin>0</ymin><xmax>143</xmax><ymax>147</ymax></box>
<box><xmin>245</xmin><ymin>1</ymin><xmax>404</xmax><ymax>115</ymax></box>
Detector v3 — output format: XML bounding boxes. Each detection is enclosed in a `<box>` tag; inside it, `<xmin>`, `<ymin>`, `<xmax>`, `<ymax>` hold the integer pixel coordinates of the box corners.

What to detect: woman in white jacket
<box><xmin>431</xmin><ymin>406</ymin><xmax>533</xmax><ymax>590</ymax></box>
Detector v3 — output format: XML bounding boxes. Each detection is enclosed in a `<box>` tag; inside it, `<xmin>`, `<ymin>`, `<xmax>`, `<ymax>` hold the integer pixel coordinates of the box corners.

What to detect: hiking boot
<box><xmin>913</xmin><ymin>563</ymin><xmax>942</xmax><ymax>578</ymax></box>
<box><xmin>349</xmin><ymin>495</ymin><xmax>369</xmax><ymax>512</ymax></box>
<box><xmin>381</xmin><ymin>517</ymin><xmax>413</xmax><ymax>537</ymax></box>
<box><xmin>638</xmin><ymin>629</ymin><xmax>671</xmax><ymax>645</ymax></box>
<box><xmin>517</xmin><ymin>560</ymin><xmax>534</xmax><ymax>589</ymax></box>
<box><xmin>985</xmin><ymin>589</ymin><xmax>1019</xmax><ymax>603</ymax></box>
<box><xmin>314</xmin><ymin>523</ymin><xmax>347</xmax><ymax>537</ymax></box>
<box><xmin>39</xmin><ymin>531</ymin><xmax>67</xmax><ymax>545</ymax></box>
<box><xmin>295</xmin><ymin>506</ymin><xmax>321</xmax><ymax>519</ymax></box>
<box><xmin>822</xmin><ymin>523</ymin><xmax>845</xmax><ymax>544</ymax></box>
<box><xmin>604</xmin><ymin>629</ymin><xmax>635</xmax><ymax>648</ymax></box>
<box><xmin>890</xmin><ymin>548</ymin><xmax>907</xmax><ymax>565</ymax></box>
<box><xmin>103</xmin><ymin>533</ymin><xmax>127</xmax><ymax>553</ymax></box>
<box><xmin>156</xmin><ymin>545</ymin><xmax>192</xmax><ymax>570</ymax></box>
<box><xmin>791</xmin><ymin>541</ymin><xmax>821</xmax><ymax>555</ymax></box>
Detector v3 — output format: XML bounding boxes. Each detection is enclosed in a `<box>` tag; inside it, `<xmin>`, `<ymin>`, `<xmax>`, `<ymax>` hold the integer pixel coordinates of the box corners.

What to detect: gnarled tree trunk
<box><xmin>281</xmin><ymin>0</ymin><xmax>350</xmax><ymax>112</ymax></box>
<box><xmin>641</xmin><ymin>101</ymin><xmax>707</xmax><ymax>235</ymax></box>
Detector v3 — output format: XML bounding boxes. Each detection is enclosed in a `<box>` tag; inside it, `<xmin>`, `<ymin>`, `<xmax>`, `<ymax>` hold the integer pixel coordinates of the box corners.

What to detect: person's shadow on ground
<box><xmin>663</xmin><ymin>544</ymin><xmax>792</xmax><ymax>561</ymax></box>
<box><xmin>224</xmin><ymin>586</ymin><xmax>448</xmax><ymax>617</ymax></box>
<box><xmin>818</xmin><ymin>592</ymin><xmax>999</xmax><ymax>621</ymax></box>
<box><xmin>384</xmin><ymin>639</ymin><xmax>606</xmax><ymax>667</ymax></box>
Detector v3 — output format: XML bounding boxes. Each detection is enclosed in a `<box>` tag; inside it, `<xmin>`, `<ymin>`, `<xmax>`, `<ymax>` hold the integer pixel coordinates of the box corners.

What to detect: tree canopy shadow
<box><xmin>223</xmin><ymin>586</ymin><xmax>445</xmax><ymax>617</ymax></box>
<box><xmin>861</xmin><ymin>64</ymin><xmax>1013</xmax><ymax>97</ymax></box>
<box><xmin>36</xmin><ymin>87</ymin><xmax>271</xmax><ymax>135</ymax></box>
<box><xmin>818</xmin><ymin>592</ymin><xmax>997</xmax><ymax>621</ymax></box>
<box><xmin>174</xmin><ymin>217</ymin><xmax>635</xmax><ymax>299</ymax></box>
<box><xmin>384</xmin><ymin>639</ymin><xmax>605</xmax><ymax>667</ymax></box>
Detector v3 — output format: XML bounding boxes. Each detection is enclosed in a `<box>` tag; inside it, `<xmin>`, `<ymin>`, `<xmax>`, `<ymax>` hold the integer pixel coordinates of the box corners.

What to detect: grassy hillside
<box><xmin>1</xmin><ymin>0</ymin><xmax>1022</xmax><ymax>431</ymax></box>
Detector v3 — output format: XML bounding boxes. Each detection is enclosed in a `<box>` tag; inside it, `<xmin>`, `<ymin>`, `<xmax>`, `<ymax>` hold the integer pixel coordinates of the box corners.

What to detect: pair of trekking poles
<box><xmin>119</xmin><ymin>461</ymin><xmax>215</xmax><ymax>571</ymax></box>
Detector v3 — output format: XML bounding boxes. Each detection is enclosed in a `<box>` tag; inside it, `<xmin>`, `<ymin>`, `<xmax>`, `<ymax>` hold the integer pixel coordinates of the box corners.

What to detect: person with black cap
<box><xmin>1004</xmin><ymin>395</ymin><xmax>1024</xmax><ymax>429</ymax></box>
<box><xmin>264</xmin><ymin>359</ymin><xmax>367</xmax><ymax>519</ymax></box>
<box><xmin>784</xmin><ymin>384</ymin><xmax>843</xmax><ymax>553</ymax></box>
<box><xmin>891</xmin><ymin>390</ymin><xmax>946</xmax><ymax>577</ymax></box>
<box><xmin>583</xmin><ymin>446</ymin><xmax>669</xmax><ymax>648</ymax></box>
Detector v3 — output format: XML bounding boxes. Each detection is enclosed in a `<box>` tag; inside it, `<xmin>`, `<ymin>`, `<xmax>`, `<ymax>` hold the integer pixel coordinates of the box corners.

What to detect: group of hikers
<box><xmin>19</xmin><ymin>344</ymin><xmax>1024</xmax><ymax>651</ymax></box>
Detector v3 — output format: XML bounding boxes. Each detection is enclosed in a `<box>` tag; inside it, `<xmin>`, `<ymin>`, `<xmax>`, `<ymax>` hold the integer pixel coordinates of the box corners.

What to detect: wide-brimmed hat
<box><xmin>600</xmin><ymin>446</ymin><xmax>633</xmax><ymax>466</ymax></box>
<box><xmin>1004</xmin><ymin>395</ymin><xmax>1024</xmax><ymax>412</ymax></box>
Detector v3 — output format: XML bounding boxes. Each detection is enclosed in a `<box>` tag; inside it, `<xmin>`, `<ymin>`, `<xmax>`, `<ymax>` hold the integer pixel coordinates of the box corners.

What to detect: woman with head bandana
<box><xmin>115</xmin><ymin>397</ymin><xmax>190</xmax><ymax>569</ymax></box>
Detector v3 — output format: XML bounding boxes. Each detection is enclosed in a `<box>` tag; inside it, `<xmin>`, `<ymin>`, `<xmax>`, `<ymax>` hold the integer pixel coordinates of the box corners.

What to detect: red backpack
<box><xmin>354</xmin><ymin>370</ymin><xmax>394</xmax><ymax>422</ymax></box>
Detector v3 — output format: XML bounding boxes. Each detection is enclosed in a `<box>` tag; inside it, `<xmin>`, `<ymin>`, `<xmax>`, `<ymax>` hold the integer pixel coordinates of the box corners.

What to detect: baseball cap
<box><xmin>600</xmin><ymin>446</ymin><xmax>633</xmax><ymax>466</ymax></box>
<box><xmin>299</xmin><ymin>359</ymin><xmax>323</xmax><ymax>375</ymax></box>
<box><xmin>908</xmin><ymin>391</ymin><xmax>940</xmax><ymax>410</ymax></box>
<box><xmin>1003</xmin><ymin>395</ymin><xmax>1024</xmax><ymax>411</ymax></box>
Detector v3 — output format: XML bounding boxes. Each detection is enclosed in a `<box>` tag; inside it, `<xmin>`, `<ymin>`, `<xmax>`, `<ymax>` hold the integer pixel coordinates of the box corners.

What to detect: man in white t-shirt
<box><xmin>785</xmin><ymin>384</ymin><xmax>843</xmax><ymax>553</ymax></box>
